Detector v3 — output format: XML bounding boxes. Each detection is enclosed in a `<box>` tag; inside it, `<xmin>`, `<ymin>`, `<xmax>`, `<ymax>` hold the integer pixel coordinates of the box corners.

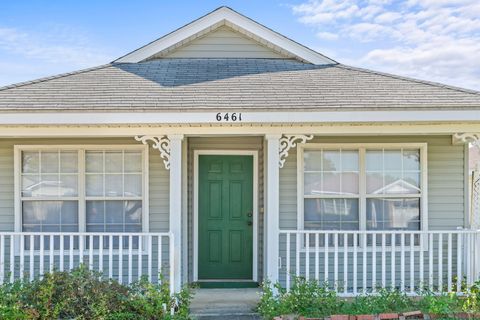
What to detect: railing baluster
<box><xmin>305</xmin><ymin>233</ymin><xmax>310</xmax><ymax>281</ymax></box>
<box><xmin>158</xmin><ymin>236</ymin><xmax>162</xmax><ymax>283</ymax></box>
<box><xmin>128</xmin><ymin>235</ymin><xmax>133</xmax><ymax>284</ymax></box>
<box><xmin>420</xmin><ymin>233</ymin><xmax>424</xmax><ymax>290</ymax></box>
<box><xmin>69</xmin><ymin>235</ymin><xmax>74</xmax><ymax>270</ymax></box>
<box><xmin>362</xmin><ymin>234</ymin><xmax>367</xmax><ymax>293</ymax></box>
<box><xmin>10</xmin><ymin>235</ymin><xmax>14</xmax><ymax>282</ymax></box>
<box><xmin>410</xmin><ymin>233</ymin><xmax>414</xmax><ymax>294</ymax></box>
<box><xmin>315</xmin><ymin>233</ymin><xmax>319</xmax><ymax>283</ymax></box>
<box><xmin>438</xmin><ymin>233</ymin><xmax>443</xmax><ymax>291</ymax></box>
<box><xmin>324</xmin><ymin>233</ymin><xmax>329</xmax><ymax>285</ymax></box>
<box><xmin>49</xmin><ymin>235</ymin><xmax>54</xmax><ymax>272</ymax></box>
<box><xmin>0</xmin><ymin>235</ymin><xmax>4</xmax><ymax>284</ymax></box>
<box><xmin>401</xmin><ymin>233</ymin><xmax>405</xmax><ymax>292</ymax></box>
<box><xmin>286</xmin><ymin>233</ymin><xmax>290</xmax><ymax>290</ymax></box>
<box><xmin>447</xmin><ymin>233</ymin><xmax>452</xmax><ymax>292</ymax></box>
<box><xmin>138</xmin><ymin>235</ymin><xmax>143</xmax><ymax>280</ymax></box>
<box><xmin>344</xmin><ymin>233</ymin><xmax>348</xmax><ymax>294</ymax></box>
<box><xmin>109</xmin><ymin>235</ymin><xmax>113</xmax><ymax>279</ymax></box>
<box><xmin>457</xmin><ymin>233</ymin><xmax>462</xmax><ymax>293</ymax></box>
<box><xmin>467</xmin><ymin>233</ymin><xmax>472</xmax><ymax>287</ymax></box>
<box><xmin>334</xmin><ymin>233</ymin><xmax>338</xmax><ymax>292</ymax></box>
<box><xmin>89</xmin><ymin>235</ymin><xmax>94</xmax><ymax>270</ymax></box>
<box><xmin>382</xmin><ymin>233</ymin><xmax>386</xmax><ymax>289</ymax></box>
<box><xmin>429</xmin><ymin>233</ymin><xmax>433</xmax><ymax>291</ymax></box>
<box><xmin>39</xmin><ymin>235</ymin><xmax>44</xmax><ymax>277</ymax></box>
<box><xmin>79</xmin><ymin>234</ymin><xmax>84</xmax><ymax>265</ymax></box>
<box><xmin>372</xmin><ymin>234</ymin><xmax>376</xmax><ymax>292</ymax></box>
<box><xmin>148</xmin><ymin>235</ymin><xmax>152</xmax><ymax>282</ymax></box>
<box><xmin>60</xmin><ymin>234</ymin><xmax>64</xmax><ymax>272</ymax></box>
<box><xmin>296</xmin><ymin>234</ymin><xmax>300</xmax><ymax>278</ymax></box>
<box><xmin>20</xmin><ymin>235</ymin><xmax>24</xmax><ymax>280</ymax></box>
<box><xmin>99</xmin><ymin>235</ymin><xmax>104</xmax><ymax>274</ymax></box>
<box><xmin>391</xmin><ymin>234</ymin><xmax>396</xmax><ymax>289</ymax></box>
<box><xmin>353</xmin><ymin>233</ymin><xmax>357</xmax><ymax>295</ymax></box>
<box><xmin>119</xmin><ymin>235</ymin><xmax>123</xmax><ymax>284</ymax></box>
<box><xmin>29</xmin><ymin>235</ymin><xmax>34</xmax><ymax>281</ymax></box>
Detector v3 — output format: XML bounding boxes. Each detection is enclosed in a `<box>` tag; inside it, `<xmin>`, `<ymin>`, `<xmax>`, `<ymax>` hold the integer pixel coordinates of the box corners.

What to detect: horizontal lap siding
<box><xmin>0</xmin><ymin>138</ymin><xmax>170</xmax><ymax>281</ymax></box>
<box><xmin>279</xmin><ymin>135</ymin><xmax>466</xmax><ymax>287</ymax></box>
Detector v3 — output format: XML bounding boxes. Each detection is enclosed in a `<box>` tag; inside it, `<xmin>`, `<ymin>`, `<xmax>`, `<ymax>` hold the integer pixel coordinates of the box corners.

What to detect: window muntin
<box><xmin>302</xmin><ymin>145</ymin><xmax>424</xmax><ymax>233</ymax></box>
<box><xmin>18</xmin><ymin>147</ymin><xmax>145</xmax><ymax>237</ymax></box>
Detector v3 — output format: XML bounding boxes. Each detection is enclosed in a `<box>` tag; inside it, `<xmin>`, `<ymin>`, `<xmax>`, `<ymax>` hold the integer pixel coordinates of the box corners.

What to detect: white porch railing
<box><xmin>279</xmin><ymin>230</ymin><xmax>480</xmax><ymax>296</ymax></box>
<box><xmin>0</xmin><ymin>232</ymin><xmax>174</xmax><ymax>292</ymax></box>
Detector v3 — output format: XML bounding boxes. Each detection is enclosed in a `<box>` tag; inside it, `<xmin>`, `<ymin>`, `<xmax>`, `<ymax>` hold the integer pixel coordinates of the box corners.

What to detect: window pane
<box><xmin>86</xmin><ymin>200</ymin><xmax>105</xmax><ymax>224</ymax></box>
<box><xmin>124</xmin><ymin>152</ymin><xmax>142</xmax><ymax>173</ymax></box>
<box><xmin>366</xmin><ymin>149</ymin><xmax>421</xmax><ymax>195</ymax></box>
<box><xmin>86</xmin><ymin>174</ymin><xmax>104</xmax><ymax>196</ymax></box>
<box><xmin>105</xmin><ymin>174</ymin><xmax>123</xmax><ymax>197</ymax></box>
<box><xmin>105</xmin><ymin>151</ymin><xmax>122</xmax><ymax>173</ymax></box>
<box><xmin>304</xmin><ymin>150</ymin><xmax>322</xmax><ymax>171</ymax></box>
<box><xmin>124</xmin><ymin>174</ymin><xmax>142</xmax><ymax>197</ymax></box>
<box><xmin>22</xmin><ymin>151</ymin><xmax>39</xmax><ymax>173</ymax></box>
<box><xmin>403</xmin><ymin>149</ymin><xmax>420</xmax><ymax>170</ymax></box>
<box><xmin>22</xmin><ymin>200</ymin><xmax>79</xmax><ymax>231</ymax></box>
<box><xmin>86</xmin><ymin>151</ymin><xmax>103</xmax><ymax>173</ymax></box>
<box><xmin>60</xmin><ymin>151</ymin><xmax>78</xmax><ymax>173</ymax></box>
<box><xmin>304</xmin><ymin>198</ymin><xmax>359</xmax><ymax>230</ymax></box>
<box><xmin>366</xmin><ymin>198</ymin><xmax>420</xmax><ymax>230</ymax></box>
<box><xmin>40</xmin><ymin>152</ymin><xmax>59</xmax><ymax>173</ymax></box>
<box><xmin>304</xmin><ymin>149</ymin><xmax>359</xmax><ymax>196</ymax></box>
<box><xmin>59</xmin><ymin>175</ymin><xmax>78</xmax><ymax>196</ymax></box>
<box><xmin>86</xmin><ymin>200</ymin><xmax>142</xmax><ymax>233</ymax></box>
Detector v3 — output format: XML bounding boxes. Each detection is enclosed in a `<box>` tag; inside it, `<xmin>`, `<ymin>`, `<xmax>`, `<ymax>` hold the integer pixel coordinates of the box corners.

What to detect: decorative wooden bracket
<box><xmin>135</xmin><ymin>135</ymin><xmax>171</xmax><ymax>170</ymax></box>
<box><xmin>452</xmin><ymin>133</ymin><xmax>480</xmax><ymax>146</ymax></box>
<box><xmin>279</xmin><ymin>134</ymin><xmax>314</xmax><ymax>168</ymax></box>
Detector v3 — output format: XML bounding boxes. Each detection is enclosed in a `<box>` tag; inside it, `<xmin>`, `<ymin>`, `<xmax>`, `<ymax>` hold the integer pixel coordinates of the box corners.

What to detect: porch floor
<box><xmin>190</xmin><ymin>288</ymin><xmax>262</xmax><ymax>319</ymax></box>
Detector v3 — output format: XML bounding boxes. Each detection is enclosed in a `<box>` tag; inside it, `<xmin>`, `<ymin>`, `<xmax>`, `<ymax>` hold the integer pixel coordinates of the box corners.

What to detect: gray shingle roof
<box><xmin>0</xmin><ymin>58</ymin><xmax>479</xmax><ymax>111</ymax></box>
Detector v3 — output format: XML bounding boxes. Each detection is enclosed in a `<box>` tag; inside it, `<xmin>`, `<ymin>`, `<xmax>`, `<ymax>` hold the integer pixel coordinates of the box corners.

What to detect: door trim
<box><xmin>193</xmin><ymin>150</ymin><xmax>258</xmax><ymax>282</ymax></box>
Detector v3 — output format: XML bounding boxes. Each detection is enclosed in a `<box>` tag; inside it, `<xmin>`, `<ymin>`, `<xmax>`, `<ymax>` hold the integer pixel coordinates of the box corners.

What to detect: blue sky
<box><xmin>0</xmin><ymin>0</ymin><xmax>479</xmax><ymax>90</ymax></box>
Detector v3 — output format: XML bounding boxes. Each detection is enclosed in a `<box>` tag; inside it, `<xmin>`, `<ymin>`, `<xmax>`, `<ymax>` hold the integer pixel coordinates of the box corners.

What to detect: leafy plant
<box><xmin>0</xmin><ymin>265</ymin><xmax>191</xmax><ymax>319</ymax></box>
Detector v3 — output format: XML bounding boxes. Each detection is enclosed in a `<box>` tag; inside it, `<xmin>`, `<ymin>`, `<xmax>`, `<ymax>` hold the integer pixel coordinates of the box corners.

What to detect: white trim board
<box><xmin>114</xmin><ymin>7</ymin><xmax>334</xmax><ymax>65</ymax></box>
<box><xmin>193</xmin><ymin>150</ymin><xmax>259</xmax><ymax>282</ymax></box>
<box><xmin>1</xmin><ymin>110</ymin><xmax>480</xmax><ymax>125</ymax></box>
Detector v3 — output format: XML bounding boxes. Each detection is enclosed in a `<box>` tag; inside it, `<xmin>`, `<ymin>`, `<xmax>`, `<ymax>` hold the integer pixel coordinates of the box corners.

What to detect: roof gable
<box><xmin>114</xmin><ymin>6</ymin><xmax>336</xmax><ymax>64</ymax></box>
<box><xmin>148</xmin><ymin>25</ymin><xmax>290</xmax><ymax>60</ymax></box>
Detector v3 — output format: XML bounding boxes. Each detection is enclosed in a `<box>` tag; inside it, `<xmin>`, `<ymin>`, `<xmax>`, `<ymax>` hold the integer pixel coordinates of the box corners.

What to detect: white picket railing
<box><xmin>279</xmin><ymin>230</ymin><xmax>480</xmax><ymax>296</ymax></box>
<box><xmin>0</xmin><ymin>232</ymin><xmax>174</xmax><ymax>293</ymax></box>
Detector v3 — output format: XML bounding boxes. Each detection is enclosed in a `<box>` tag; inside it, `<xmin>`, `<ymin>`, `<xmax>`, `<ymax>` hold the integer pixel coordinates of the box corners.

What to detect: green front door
<box><xmin>198</xmin><ymin>155</ymin><xmax>253</xmax><ymax>280</ymax></box>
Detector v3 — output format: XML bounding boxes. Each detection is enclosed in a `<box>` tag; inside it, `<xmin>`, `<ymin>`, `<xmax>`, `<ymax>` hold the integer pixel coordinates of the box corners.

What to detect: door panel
<box><xmin>198</xmin><ymin>155</ymin><xmax>253</xmax><ymax>280</ymax></box>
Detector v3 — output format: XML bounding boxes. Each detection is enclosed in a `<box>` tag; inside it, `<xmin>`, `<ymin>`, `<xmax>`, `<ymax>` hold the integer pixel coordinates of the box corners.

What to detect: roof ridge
<box><xmin>0</xmin><ymin>64</ymin><xmax>114</xmax><ymax>91</ymax></box>
<box><xmin>336</xmin><ymin>64</ymin><xmax>480</xmax><ymax>96</ymax></box>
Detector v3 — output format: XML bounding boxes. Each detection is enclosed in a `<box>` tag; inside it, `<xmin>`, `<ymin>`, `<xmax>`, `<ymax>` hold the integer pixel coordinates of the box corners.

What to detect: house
<box><xmin>0</xmin><ymin>6</ymin><xmax>480</xmax><ymax>295</ymax></box>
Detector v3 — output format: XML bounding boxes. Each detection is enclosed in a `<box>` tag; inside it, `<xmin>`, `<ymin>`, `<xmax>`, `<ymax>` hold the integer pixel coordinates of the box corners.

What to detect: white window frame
<box><xmin>297</xmin><ymin>143</ymin><xmax>428</xmax><ymax>236</ymax></box>
<box><xmin>14</xmin><ymin>145</ymin><xmax>149</xmax><ymax>234</ymax></box>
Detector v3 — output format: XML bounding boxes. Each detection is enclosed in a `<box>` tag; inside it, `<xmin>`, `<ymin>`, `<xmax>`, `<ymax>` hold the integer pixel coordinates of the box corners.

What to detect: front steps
<box><xmin>190</xmin><ymin>288</ymin><xmax>262</xmax><ymax>319</ymax></box>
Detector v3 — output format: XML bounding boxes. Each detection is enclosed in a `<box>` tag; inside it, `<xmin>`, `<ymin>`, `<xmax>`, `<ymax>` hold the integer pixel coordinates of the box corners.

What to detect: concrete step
<box><xmin>190</xmin><ymin>288</ymin><xmax>262</xmax><ymax>319</ymax></box>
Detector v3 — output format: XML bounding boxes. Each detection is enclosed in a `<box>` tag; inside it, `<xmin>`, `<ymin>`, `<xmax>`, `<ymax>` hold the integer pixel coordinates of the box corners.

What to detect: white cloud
<box><xmin>292</xmin><ymin>0</ymin><xmax>480</xmax><ymax>90</ymax></box>
<box><xmin>316</xmin><ymin>31</ymin><xmax>339</xmax><ymax>40</ymax></box>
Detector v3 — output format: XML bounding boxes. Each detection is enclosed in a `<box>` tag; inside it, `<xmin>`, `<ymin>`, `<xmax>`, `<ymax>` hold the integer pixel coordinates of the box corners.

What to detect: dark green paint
<box><xmin>198</xmin><ymin>155</ymin><xmax>253</xmax><ymax>280</ymax></box>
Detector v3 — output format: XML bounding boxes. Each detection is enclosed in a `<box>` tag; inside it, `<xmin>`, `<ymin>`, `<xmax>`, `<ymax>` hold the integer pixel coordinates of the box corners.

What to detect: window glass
<box><xmin>304</xmin><ymin>198</ymin><xmax>359</xmax><ymax>230</ymax></box>
<box><xmin>366</xmin><ymin>198</ymin><xmax>420</xmax><ymax>230</ymax></box>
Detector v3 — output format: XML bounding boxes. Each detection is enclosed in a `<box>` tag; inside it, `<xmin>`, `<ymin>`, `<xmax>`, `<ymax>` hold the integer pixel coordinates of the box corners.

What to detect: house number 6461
<box><xmin>216</xmin><ymin>113</ymin><xmax>242</xmax><ymax>122</ymax></box>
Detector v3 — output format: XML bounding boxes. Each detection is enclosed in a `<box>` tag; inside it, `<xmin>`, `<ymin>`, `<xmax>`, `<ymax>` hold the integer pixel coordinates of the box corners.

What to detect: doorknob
<box><xmin>247</xmin><ymin>221</ymin><xmax>253</xmax><ymax>226</ymax></box>
<box><xmin>246</xmin><ymin>212</ymin><xmax>253</xmax><ymax>217</ymax></box>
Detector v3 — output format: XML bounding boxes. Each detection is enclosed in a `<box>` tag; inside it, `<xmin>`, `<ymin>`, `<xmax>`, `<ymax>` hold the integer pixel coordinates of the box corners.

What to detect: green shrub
<box><xmin>257</xmin><ymin>277</ymin><xmax>480</xmax><ymax>319</ymax></box>
<box><xmin>0</xmin><ymin>265</ymin><xmax>191</xmax><ymax>319</ymax></box>
<box><xmin>257</xmin><ymin>278</ymin><xmax>341</xmax><ymax>319</ymax></box>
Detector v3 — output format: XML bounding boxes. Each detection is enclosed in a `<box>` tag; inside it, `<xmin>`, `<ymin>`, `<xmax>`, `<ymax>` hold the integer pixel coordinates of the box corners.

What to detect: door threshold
<box><xmin>196</xmin><ymin>280</ymin><xmax>259</xmax><ymax>288</ymax></box>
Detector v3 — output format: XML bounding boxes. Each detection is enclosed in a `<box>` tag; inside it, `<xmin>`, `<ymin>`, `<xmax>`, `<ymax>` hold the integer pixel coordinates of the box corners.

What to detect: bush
<box><xmin>257</xmin><ymin>277</ymin><xmax>480</xmax><ymax>319</ymax></box>
<box><xmin>0</xmin><ymin>265</ymin><xmax>191</xmax><ymax>319</ymax></box>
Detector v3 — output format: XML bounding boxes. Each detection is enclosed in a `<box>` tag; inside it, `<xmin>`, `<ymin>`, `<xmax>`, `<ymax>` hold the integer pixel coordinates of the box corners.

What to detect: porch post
<box><xmin>168</xmin><ymin>134</ymin><xmax>184</xmax><ymax>292</ymax></box>
<box><xmin>265</xmin><ymin>134</ymin><xmax>281</xmax><ymax>283</ymax></box>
